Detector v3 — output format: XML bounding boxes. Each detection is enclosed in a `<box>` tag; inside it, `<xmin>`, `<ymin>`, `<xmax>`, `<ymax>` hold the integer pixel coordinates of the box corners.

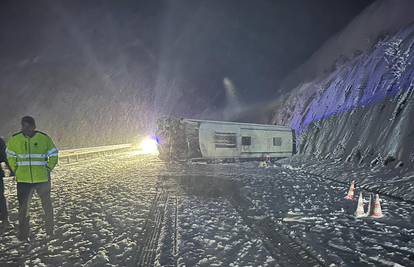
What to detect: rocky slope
<box><xmin>270</xmin><ymin>2</ymin><xmax>414</xmax><ymax>171</ymax></box>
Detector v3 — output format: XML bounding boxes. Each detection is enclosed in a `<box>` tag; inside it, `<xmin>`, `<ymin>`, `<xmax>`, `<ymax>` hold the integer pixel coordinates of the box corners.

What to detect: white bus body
<box><xmin>156</xmin><ymin>118</ymin><xmax>296</xmax><ymax>161</ymax></box>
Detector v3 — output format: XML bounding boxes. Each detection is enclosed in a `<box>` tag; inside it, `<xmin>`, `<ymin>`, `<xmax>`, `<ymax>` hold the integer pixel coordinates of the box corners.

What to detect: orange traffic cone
<box><xmin>345</xmin><ymin>180</ymin><xmax>355</xmax><ymax>200</ymax></box>
<box><xmin>371</xmin><ymin>194</ymin><xmax>384</xmax><ymax>218</ymax></box>
<box><xmin>354</xmin><ymin>192</ymin><xmax>367</xmax><ymax>218</ymax></box>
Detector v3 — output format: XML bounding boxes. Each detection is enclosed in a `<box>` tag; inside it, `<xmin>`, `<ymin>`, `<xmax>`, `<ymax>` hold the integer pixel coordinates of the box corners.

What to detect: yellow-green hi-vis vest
<box><xmin>6</xmin><ymin>131</ymin><xmax>58</xmax><ymax>183</ymax></box>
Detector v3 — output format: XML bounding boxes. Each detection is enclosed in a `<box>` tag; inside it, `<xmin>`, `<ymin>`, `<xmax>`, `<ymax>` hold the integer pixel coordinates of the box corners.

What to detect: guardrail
<box><xmin>59</xmin><ymin>144</ymin><xmax>134</xmax><ymax>164</ymax></box>
<box><xmin>0</xmin><ymin>144</ymin><xmax>134</xmax><ymax>177</ymax></box>
<box><xmin>1</xmin><ymin>144</ymin><xmax>135</xmax><ymax>182</ymax></box>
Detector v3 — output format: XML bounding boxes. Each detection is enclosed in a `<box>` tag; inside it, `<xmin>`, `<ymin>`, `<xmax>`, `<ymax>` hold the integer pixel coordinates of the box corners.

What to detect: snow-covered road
<box><xmin>1</xmin><ymin>152</ymin><xmax>165</xmax><ymax>266</ymax></box>
<box><xmin>1</xmin><ymin>152</ymin><xmax>413</xmax><ymax>266</ymax></box>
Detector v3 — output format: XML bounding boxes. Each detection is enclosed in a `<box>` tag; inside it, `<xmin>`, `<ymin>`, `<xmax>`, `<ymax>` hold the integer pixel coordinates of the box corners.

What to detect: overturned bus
<box><xmin>156</xmin><ymin>118</ymin><xmax>296</xmax><ymax>161</ymax></box>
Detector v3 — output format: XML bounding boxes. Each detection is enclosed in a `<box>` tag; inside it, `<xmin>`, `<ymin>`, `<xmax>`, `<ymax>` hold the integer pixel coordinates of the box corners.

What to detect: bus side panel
<box><xmin>199</xmin><ymin>123</ymin><xmax>241</xmax><ymax>159</ymax></box>
<box><xmin>198</xmin><ymin>121</ymin><xmax>293</xmax><ymax>159</ymax></box>
<box><xmin>239</xmin><ymin>128</ymin><xmax>293</xmax><ymax>158</ymax></box>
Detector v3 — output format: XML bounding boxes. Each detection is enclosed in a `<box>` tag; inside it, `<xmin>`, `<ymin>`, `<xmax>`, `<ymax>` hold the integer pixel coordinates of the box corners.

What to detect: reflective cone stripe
<box><xmin>355</xmin><ymin>192</ymin><xmax>367</xmax><ymax>218</ymax></box>
<box><xmin>371</xmin><ymin>194</ymin><xmax>384</xmax><ymax>218</ymax></box>
<box><xmin>345</xmin><ymin>180</ymin><xmax>355</xmax><ymax>200</ymax></box>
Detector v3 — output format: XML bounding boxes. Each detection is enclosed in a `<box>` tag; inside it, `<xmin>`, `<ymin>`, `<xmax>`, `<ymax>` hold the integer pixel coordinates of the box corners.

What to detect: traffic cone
<box><xmin>354</xmin><ymin>192</ymin><xmax>367</xmax><ymax>218</ymax></box>
<box><xmin>371</xmin><ymin>194</ymin><xmax>384</xmax><ymax>218</ymax></box>
<box><xmin>345</xmin><ymin>180</ymin><xmax>355</xmax><ymax>200</ymax></box>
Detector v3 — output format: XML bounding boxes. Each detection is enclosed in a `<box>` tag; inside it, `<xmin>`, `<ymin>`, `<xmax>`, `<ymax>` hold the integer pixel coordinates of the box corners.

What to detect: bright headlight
<box><xmin>138</xmin><ymin>137</ymin><xmax>159</xmax><ymax>155</ymax></box>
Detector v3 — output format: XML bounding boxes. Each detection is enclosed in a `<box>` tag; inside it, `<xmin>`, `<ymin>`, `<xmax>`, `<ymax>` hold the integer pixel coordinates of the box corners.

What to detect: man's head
<box><xmin>21</xmin><ymin>116</ymin><xmax>36</xmax><ymax>137</ymax></box>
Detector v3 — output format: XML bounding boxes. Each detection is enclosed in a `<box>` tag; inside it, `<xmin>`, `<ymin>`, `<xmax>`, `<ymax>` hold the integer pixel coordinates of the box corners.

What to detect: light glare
<box><xmin>138</xmin><ymin>137</ymin><xmax>159</xmax><ymax>155</ymax></box>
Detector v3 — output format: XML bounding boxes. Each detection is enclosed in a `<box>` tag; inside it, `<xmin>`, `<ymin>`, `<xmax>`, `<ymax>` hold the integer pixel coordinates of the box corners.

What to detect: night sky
<box><xmin>0</xmin><ymin>0</ymin><xmax>374</xmax><ymax>145</ymax></box>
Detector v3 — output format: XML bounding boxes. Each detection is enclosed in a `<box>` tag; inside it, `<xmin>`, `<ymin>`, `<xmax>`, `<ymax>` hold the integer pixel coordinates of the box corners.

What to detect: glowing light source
<box><xmin>138</xmin><ymin>137</ymin><xmax>159</xmax><ymax>155</ymax></box>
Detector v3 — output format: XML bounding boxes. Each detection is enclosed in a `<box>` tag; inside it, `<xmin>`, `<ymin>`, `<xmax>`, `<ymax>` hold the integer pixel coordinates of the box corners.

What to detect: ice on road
<box><xmin>0</xmin><ymin>152</ymin><xmax>413</xmax><ymax>266</ymax></box>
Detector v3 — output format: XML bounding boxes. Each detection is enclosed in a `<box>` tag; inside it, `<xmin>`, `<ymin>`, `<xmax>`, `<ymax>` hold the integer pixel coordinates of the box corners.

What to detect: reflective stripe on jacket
<box><xmin>6</xmin><ymin>131</ymin><xmax>58</xmax><ymax>183</ymax></box>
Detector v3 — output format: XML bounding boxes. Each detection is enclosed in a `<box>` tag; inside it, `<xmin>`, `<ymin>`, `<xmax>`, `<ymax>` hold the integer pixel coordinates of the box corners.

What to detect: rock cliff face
<box><xmin>272</xmin><ymin>24</ymin><xmax>414</xmax><ymax>169</ymax></box>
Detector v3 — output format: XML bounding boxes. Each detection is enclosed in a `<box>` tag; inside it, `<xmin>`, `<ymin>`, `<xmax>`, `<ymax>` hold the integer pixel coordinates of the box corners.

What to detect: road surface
<box><xmin>1</xmin><ymin>151</ymin><xmax>413</xmax><ymax>266</ymax></box>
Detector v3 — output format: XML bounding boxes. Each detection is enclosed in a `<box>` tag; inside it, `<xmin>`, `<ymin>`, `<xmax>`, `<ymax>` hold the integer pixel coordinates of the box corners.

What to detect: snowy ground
<box><xmin>1</xmin><ymin>153</ymin><xmax>414</xmax><ymax>266</ymax></box>
<box><xmin>279</xmin><ymin>155</ymin><xmax>414</xmax><ymax>202</ymax></box>
<box><xmin>0</xmin><ymin>153</ymin><xmax>165</xmax><ymax>266</ymax></box>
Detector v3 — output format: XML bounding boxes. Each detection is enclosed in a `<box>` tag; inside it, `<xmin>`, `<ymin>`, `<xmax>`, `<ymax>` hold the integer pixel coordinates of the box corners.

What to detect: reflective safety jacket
<box><xmin>6</xmin><ymin>131</ymin><xmax>58</xmax><ymax>183</ymax></box>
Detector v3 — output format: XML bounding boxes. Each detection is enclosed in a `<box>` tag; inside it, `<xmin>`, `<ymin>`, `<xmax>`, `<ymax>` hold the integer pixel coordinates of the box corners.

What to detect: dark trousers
<box><xmin>0</xmin><ymin>178</ymin><xmax>8</xmax><ymax>221</ymax></box>
<box><xmin>17</xmin><ymin>181</ymin><xmax>54</xmax><ymax>237</ymax></box>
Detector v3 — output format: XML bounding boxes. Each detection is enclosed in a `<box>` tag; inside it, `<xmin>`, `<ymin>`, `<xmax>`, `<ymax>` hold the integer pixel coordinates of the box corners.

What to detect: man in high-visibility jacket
<box><xmin>6</xmin><ymin>116</ymin><xmax>58</xmax><ymax>240</ymax></box>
